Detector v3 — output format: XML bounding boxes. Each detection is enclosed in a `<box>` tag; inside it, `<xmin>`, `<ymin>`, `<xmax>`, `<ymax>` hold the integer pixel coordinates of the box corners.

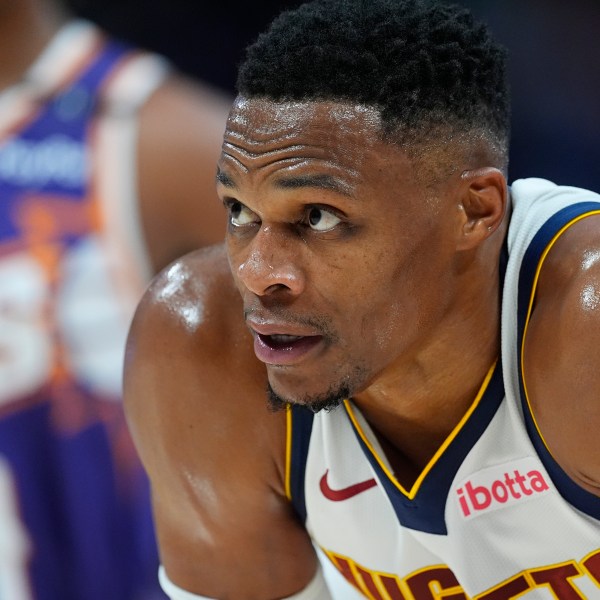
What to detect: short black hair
<box><xmin>237</xmin><ymin>0</ymin><xmax>510</xmax><ymax>169</ymax></box>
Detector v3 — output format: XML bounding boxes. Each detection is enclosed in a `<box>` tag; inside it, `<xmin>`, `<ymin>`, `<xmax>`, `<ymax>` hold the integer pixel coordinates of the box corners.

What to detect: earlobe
<box><xmin>457</xmin><ymin>167</ymin><xmax>507</xmax><ymax>250</ymax></box>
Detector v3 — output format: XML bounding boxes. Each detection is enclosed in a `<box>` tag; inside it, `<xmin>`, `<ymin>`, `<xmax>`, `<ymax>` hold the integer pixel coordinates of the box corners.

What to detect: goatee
<box><xmin>266</xmin><ymin>382</ymin><xmax>351</xmax><ymax>413</ymax></box>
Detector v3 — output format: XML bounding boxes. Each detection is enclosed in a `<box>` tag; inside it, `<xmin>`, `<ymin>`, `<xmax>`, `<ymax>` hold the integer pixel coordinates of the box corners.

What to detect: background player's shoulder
<box><xmin>136</xmin><ymin>74</ymin><xmax>232</xmax><ymax>270</ymax></box>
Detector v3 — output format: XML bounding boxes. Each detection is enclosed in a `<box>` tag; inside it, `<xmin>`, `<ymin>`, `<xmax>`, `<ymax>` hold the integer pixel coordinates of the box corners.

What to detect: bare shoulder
<box><xmin>125</xmin><ymin>244</ymin><xmax>276</xmax><ymax>467</ymax></box>
<box><xmin>523</xmin><ymin>213</ymin><xmax>600</xmax><ymax>495</ymax></box>
<box><xmin>138</xmin><ymin>241</ymin><xmax>247</xmax><ymax>346</ymax></box>
<box><xmin>137</xmin><ymin>74</ymin><xmax>233</xmax><ymax>271</ymax></box>
<box><xmin>124</xmin><ymin>245</ymin><xmax>316</xmax><ymax>596</ymax></box>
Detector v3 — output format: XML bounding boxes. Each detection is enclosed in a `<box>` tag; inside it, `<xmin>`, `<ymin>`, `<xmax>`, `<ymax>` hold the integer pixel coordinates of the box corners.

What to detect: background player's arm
<box><xmin>124</xmin><ymin>247</ymin><xmax>318</xmax><ymax>599</ymax></box>
<box><xmin>523</xmin><ymin>214</ymin><xmax>600</xmax><ymax>496</ymax></box>
<box><xmin>137</xmin><ymin>75</ymin><xmax>232</xmax><ymax>272</ymax></box>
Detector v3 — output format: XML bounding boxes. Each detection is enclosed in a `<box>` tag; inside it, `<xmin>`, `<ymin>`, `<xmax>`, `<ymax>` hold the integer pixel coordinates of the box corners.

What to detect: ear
<box><xmin>457</xmin><ymin>167</ymin><xmax>507</xmax><ymax>251</ymax></box>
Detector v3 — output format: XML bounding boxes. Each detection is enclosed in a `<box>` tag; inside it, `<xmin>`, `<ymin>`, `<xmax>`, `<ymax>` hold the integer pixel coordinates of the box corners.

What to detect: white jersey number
<box><xmin>0</xmin><ymin>459</ymin><xmax>32</xmax><ymax>599</ymax></box>
<box><xmin>0</xmin><ymin>253</ymin><xmax>52</xmax><ymax>405</ymax></box>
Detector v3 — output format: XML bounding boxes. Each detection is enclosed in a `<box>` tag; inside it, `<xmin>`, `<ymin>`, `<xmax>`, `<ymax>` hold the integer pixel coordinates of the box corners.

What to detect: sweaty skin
<box><xmin>219</xmin><ymin>99</ymin><xmax>506</xmax><ymax>472</ymax></box>
<box><xmin>125</xmin><ymin>98</ymin><xmax>600</xmax><ymax>599</ymax></box>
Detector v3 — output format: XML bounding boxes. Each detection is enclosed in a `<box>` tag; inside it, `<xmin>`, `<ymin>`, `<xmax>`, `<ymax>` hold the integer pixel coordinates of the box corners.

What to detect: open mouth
<box><xmin>258</xmin><ymin>333</ymin><xmax>305</xmax><ymax>349</ymax></box>
<box><xmin>254</xmin><ymin>332</ymin><xmax>323</xmax><ymax>365</ymax></box>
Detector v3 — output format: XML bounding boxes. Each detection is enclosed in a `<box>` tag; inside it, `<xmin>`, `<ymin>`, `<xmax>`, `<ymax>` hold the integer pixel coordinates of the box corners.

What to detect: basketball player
<box><xmin>0</xmin><ymin>0</ymin><xmax>230</xmax><ymax>598</ymax></box>
<box><xmin>125</xmin><ymin>1</ymin><xmax>600</xmax><ymax>598</ymax></box>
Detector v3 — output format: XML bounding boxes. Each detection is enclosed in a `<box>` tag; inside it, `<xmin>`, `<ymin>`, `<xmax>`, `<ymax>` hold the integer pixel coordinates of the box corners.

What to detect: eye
<box><xmin>228</xmin><ymin>201</ymin><xmax>259</xmax><ymax>227</ymax></box>
<box><xmin>306</xmin><ymin>207</ymin><xmax>341</xmax><ymax>232</ymax></box>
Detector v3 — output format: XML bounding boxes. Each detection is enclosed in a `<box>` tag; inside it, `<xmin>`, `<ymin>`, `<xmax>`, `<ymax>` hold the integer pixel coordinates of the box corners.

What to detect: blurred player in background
<box><xmin>0</xmin><ymin>0</ymin><xmax>231</xmax><ymax>597</ymax></box>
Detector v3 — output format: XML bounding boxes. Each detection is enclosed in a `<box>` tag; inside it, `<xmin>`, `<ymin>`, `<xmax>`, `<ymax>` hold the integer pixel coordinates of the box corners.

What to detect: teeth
<box><xmin>270</xmin><ymin>334</ymin><xmax>302</xmax><ymax>342</ymax></box>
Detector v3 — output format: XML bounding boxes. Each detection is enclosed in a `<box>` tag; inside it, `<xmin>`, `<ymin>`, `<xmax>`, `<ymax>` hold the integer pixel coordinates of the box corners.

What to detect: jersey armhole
<box><xmin>91</xmin><ymin>47</ymin><xmax>170</xmax><ymax>295</ymax></box>
<box><xmin>518</xmin><ymin>201</ymin><xmax>600</xmax><ymax>519</ymax></box>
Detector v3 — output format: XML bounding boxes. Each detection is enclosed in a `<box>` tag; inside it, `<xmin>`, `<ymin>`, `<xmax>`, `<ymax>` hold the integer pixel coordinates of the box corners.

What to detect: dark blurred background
<box><xmin>66</xmin><ymin>0</ymin><xmax>600</xmax><ymax>190</ymax></box>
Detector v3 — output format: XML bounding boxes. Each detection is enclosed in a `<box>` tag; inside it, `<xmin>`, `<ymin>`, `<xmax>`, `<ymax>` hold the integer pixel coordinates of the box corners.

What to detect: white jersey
<box><xmin>286</xmin><ymin>178</ymin><xmax>600</xmax><ymax>599</ymax></box>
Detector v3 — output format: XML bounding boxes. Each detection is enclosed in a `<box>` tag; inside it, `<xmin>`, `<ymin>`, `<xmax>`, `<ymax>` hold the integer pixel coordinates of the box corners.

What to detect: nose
<box><xmin>235</xmin><ymin>226</ymin><xmax>305</xmax><ymax>297</ymax></box>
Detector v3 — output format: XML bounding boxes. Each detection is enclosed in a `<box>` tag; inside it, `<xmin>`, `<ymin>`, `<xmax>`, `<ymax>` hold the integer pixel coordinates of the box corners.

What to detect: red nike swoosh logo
<box><xmin>319</xmin><ymin>469</ymin><xmax>377</xmax><ymax>501</ymax></box>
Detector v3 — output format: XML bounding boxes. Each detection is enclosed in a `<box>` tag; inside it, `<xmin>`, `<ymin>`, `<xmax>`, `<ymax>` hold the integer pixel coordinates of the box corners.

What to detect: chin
<box><xmin>265</xmin><ymin>360</ymin><xmax>370</xmax><ymax>412</ymax></box>
<box><xmin>266</xmin><ymin>383</ymin><xmax>347</xmax><ymax>413</ymax></box>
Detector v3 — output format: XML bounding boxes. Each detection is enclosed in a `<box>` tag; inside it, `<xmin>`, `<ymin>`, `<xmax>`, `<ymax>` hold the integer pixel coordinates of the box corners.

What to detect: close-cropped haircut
<box><xmin>237</xmin><ymin>0</ymin><xmax>510</xmax><ymax>170</ymax></box>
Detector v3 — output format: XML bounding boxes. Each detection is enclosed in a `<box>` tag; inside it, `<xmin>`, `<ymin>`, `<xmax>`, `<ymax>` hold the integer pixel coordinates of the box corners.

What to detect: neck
<box><xmin>0</xmin><ymin>0</ymin><xmax>70</xmax><ymax>91</ymax></box>
<box><xmin>353</xmin><ymin>241</ymin><xmax>504</xmax><ymax>476</ymax></box>
<box><xmin>358</xmin><ymin>329</ymin><xmax>498</xmax><ymax>467</ymax></box>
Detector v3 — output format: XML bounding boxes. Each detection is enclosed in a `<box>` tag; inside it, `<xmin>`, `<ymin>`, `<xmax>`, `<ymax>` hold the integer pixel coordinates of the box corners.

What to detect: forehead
<box><xmin>225</xmin><ymin>97</ymin><xmax>383</xmax><ymax>141</ymax></box>
<box><xmin>219</xmin><ymin>97</ymin><xmax>409</xmax><ymax>183</ymax></box>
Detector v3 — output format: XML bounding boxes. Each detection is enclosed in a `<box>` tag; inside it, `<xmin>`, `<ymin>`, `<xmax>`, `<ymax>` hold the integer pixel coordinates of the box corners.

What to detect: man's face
<box><xmin>217</xmin><ymin>98</ymin><xmax>463</xmax><ymax>409</ymax></box>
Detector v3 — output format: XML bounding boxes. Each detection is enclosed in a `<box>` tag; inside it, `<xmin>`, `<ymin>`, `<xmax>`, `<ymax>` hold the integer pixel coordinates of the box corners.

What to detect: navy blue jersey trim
<box><xmin>517</xmin><ymin>201</ymin><xmax>600</xmax><ymax>520</ymax></box>
<box><xmin>288</xmin><ymin>406</ymin><xmax>315</xmax><ymax>524</ymax></box>
<box><xmin>347</xmin><ymin>361</ymin><xmax>504</xmax><ymax>535</ymax></box>
<box><xmin>341</xmin><ymin>242</ymin><xmax>508</xmax><ymax>535</ymax></box>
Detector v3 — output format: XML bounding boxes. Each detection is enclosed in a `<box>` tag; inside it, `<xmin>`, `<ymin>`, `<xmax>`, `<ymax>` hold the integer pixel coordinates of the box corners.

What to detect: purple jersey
<box><xmin>0</xmin><ymin>21</ymin><xmax>168</xmax><ymax>599</ymax></box>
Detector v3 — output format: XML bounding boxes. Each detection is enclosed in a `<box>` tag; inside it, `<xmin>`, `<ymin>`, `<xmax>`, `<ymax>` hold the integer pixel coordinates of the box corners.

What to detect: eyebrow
<box><xmin>216</xmin><ymin>169</ymin><xmax>236</xmax><ymax>188</ymax></box>
<box><xmin>275</xmin><ymin>174</ymin><xmax>354</xmax><ymax>197</ymax></box>
<box><xmin>216</xmin><ymin>169</ymin><xmax>354</xmax><ymax>197</ymax></box>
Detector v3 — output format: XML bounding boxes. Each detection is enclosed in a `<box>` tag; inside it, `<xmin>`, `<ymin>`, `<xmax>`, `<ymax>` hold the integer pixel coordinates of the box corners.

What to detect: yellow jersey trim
<box><xmin>520</xmin><ymin>210</ymin><xmax>600</xmax><ymax>457</ymax></box>
<box><xmin>344</xmin><ymin>361</ymin><xmax>497</xmax><ymax>500</ymax></box>
<box><xmin>284</xmin><ymin>405</ymin><xmax>292</xmax><ymax>501</ymax></box>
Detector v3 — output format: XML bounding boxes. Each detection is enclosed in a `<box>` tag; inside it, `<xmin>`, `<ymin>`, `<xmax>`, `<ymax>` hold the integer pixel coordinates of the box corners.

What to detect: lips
<box><xmin>248</xmin><ymin>319</ymin><xmax>324</xmax><ymax>365</ymax></box>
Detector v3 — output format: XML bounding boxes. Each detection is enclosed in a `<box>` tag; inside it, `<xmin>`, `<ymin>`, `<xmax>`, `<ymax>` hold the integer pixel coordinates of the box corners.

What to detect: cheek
<box><xmin>373</xmin><ymin>300</ymin><xmax>405</xmax><ymax>350</ymax></box>
<box><xmin>225</xmin><ymin>241</ymin><xmax>246</xmax><ymax>291</ymax></box>
<box><xmin>331</xmin><ymin>258</ymin><xmax>410</xmax><ymax>346</ymax></box>
<box><xmin>352</xmin><ymin>289</ymin><xmax>412</xmax><ymax>357</ymax></box>
<box><xmin>348</xmin><ymin>246</ymin><xmax>439</xmax><ymax>351</ymax></box>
